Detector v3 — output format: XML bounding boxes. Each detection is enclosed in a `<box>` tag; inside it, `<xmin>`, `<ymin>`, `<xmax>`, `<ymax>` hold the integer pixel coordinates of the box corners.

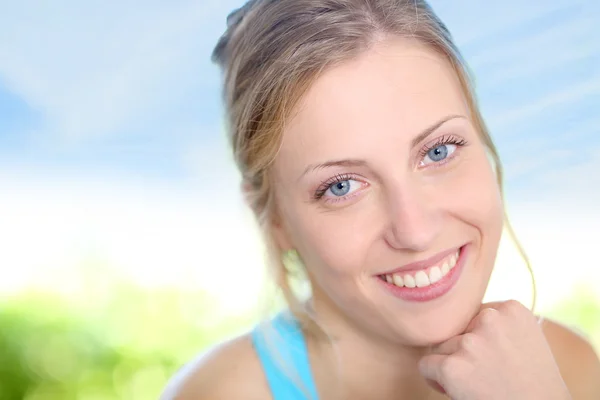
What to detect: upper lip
<box><xmin>378</xmin><ymin>245</ymin><xmax>463</xmax><ymax>275</ymax></box>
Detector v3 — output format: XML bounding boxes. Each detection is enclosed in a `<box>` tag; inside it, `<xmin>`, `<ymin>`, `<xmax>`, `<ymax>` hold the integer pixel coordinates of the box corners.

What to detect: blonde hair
<box><xmin>212</xmin><ymin>0</ymin><xmax>536</xmax><ymax>335</ymax></box>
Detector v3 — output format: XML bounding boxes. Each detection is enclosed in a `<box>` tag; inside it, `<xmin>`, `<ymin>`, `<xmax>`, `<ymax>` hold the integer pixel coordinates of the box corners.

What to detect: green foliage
<box><xmin>0</xmin><ymin>278</ymin><xmax>597</xmax><ymax>400</ymax></box>
<box><xmin>0</xmin><ymin>282</ymin><xmax>255</xmax><ymax>400</ymax></box>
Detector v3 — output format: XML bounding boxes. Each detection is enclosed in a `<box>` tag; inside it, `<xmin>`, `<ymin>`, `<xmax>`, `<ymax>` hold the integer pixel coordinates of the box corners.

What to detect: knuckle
<box><xmin>439</xmin><ymin>356</ymin><xmax>458</xmax><ymax>376</ymax></box>
<box><xmin>503</xmin><ymin>299</ymin><xmax>526</xmax><ymax>315</ymax></box>
<box><xmin>440</xmin><ymin>356</ymin><xmax>471</xmax><ymax>381</ymax></box>
<box><xmin>503</xmin><ymin>300</ymin><xmax>538</xmax><ymax>324</ymax></box>
<box><xmin>479</xmin><ymin>307</ymin><xmax>499</xmax><ymax>326</ymax></box>
<box><xmin>461</xmin><ymin>332</ymin><xmax>480</xmax><ymax>353</ymax></box>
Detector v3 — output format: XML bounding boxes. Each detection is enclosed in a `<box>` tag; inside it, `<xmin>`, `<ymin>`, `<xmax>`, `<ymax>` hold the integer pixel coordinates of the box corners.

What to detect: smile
<box><xmin>377</xmin><ymin>245</ymin><xmax>468</xmax><ymax>302</ymax></box>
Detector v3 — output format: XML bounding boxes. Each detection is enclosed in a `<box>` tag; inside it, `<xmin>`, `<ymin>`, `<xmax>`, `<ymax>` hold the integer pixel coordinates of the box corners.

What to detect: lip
<box><xmin>378</xmin><ymin>245</ymin><xmax>463</xmax><ymax>275</ymax></box>
<box><xmin>378</xmin><ymin>244</ymin><xmax>469</xmax><ymax>302</ymax></box>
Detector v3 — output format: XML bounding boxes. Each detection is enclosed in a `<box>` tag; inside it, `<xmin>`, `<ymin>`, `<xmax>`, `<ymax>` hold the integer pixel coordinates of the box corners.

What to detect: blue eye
<box><xmin>329</xmin><ymin>180</ymin><xmax>351</xmax><ymax>196</ymax></box>
<box><xmin>317</xmin><ymin>178</ymin><xmax>362</xmax><ymax>199</ymax></box>
<box><xmin>422</xmin><ymin>143</ymin><xmax>457</xmax><ymax>165</ymax></box>
<box><xmin>314</xmin><ymin>173</ymin><xmax>367</xmax><ymax>202</ymax></box>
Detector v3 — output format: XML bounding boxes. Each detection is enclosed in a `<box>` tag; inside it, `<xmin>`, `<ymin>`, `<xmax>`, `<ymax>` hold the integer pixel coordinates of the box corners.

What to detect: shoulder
<box><xmin>159</xmin><ymin>333</ymin><xmax>271</xmax><ymax>400</ymax></box>
<box><xmin>541</xmin><ymin>318</ymin><xmax>600</xmax><ymax>399</ymax></box>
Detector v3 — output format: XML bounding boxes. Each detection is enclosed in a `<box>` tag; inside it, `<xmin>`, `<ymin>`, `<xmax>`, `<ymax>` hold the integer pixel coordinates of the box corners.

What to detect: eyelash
<box><xmin>312</xmin><ymin>135</ymin><xmax>469</xmax><ymax>201</ymax></box>
<box><xmin>314</xmin><ymin>173</ymin><xmax>358</xmax><ymax>201</ymax></box>
<box><xmin>419</xmin><ymin>135</ymin><xmax>468</xmax><ymax>158</ymax></box>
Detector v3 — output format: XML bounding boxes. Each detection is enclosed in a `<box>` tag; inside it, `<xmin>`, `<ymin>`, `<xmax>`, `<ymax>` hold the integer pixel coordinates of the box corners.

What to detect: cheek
<box><xmin>443</xmin><ymin>150</ymin><xmax>503</xmax><ymax>243</ymax></box>
<box><xmin>284</xmin><ymin>206</ymin><xmax>376</xmax><ymax>279</ymax></box>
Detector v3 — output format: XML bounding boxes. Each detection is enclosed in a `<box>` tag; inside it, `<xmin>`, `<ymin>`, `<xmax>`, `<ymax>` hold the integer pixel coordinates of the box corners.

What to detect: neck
<box><xmin>304</xmin><ymin>297</ymin><xmax>440</xmax><ymax>400</ymax></box>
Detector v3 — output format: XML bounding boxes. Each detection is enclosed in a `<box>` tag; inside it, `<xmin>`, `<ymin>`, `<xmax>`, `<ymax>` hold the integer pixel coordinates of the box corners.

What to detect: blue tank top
<box><xmin>251</xmin><ymin>312</ymin><xmax>319</xmax><ymax>399</ymax></box>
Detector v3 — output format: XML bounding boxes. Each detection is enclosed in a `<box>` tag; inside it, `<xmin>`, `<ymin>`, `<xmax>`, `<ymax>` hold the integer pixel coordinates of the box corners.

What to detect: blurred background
<box><xmin>0</xmin><ymin>0</ymin><xmax>599</xmax><ymax>399</ymax></box>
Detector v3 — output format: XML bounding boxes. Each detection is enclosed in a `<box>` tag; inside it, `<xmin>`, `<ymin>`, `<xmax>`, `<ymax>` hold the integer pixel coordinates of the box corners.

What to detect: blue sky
<box><xmin>0</xmin><ymin>0</ymin><xmax>598</xmax><ymax>198</ymax></box>
<box><xmin>0</xmin><ymin>0</ymin><xmax>598</xmax><ymax>310</ymax></box>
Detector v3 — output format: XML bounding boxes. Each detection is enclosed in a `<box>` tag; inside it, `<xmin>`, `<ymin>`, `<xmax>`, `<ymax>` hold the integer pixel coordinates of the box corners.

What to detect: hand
<box><xmin>418</xmin><ymin>300</ymin><xmax>571</xmax><ymax>400</ymax></box>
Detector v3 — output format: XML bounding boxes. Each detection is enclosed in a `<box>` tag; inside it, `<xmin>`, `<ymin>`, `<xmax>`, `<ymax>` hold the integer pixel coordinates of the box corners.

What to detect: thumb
<box><xmin>479</xmin><ymin>301</ymin><xmax>504</xmax><ymax>311</ymax></box>
<box><xmin>425</xmin><ymin>378</ymin><xmax>448</xmax><ymax>396</ymax></box>
<box><xmin>418</xmin><ymin>354</ymin><xmax>449</xmax><ymax>395</ymax></box>
<box><xmin>464</xmin><ymin>301</ymin><xmax>503</xmax><ymax>332</ymax></box>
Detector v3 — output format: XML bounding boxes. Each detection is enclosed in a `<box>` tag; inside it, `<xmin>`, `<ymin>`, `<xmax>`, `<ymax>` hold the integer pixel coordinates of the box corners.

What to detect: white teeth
<box><xmin>385</xmin><ymin>249</ymin><xmax>461</xmax><ymax>289</ymax></box>
<box><xmin>415</xmin><ymin>271</ymin><xmax>430</xmax><ymax>287</ymax></box>
<box><xmin>392</xmin><ymin>274</ymin><xmax>404</xmax><ymax>287</ymax></box>
<box><xmin>449</xmin><ymin>251</ymin><xmax>459</xmax><ymax>269</ymax></box>
<box><xmin>428</xmin><ymin>266</ymin><xmax>442</xmax><ymax>283</ymax></box>
<box><xmin>403</xmin><ymin>274</ymin><xmax>416</xmax><ymax>288</ymax></box>
<box><xmin>441</xmin><ymin>261</ymin><xmax>450</xmax><ymax>275</ymax></box>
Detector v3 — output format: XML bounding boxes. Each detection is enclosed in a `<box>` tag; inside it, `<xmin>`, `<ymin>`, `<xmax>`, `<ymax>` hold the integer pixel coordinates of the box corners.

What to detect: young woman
<box><xmin>162</xmin><ymin>1</ymin><xmax>600</xmax><ymax>399</ymax></box>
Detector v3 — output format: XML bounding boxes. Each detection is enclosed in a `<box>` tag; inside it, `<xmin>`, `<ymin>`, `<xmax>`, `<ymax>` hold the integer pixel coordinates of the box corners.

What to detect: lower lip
<box><xmin>379</xmin><ymin>245</ymin><xmax>468</xmax><ymax>302</ymax></box>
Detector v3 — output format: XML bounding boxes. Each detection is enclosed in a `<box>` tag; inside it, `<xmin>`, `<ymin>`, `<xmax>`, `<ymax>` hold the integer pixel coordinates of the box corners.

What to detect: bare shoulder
<box><xmin>159</xmin><ymin>333</ymin><xmax>271</xmax><ymax>400</ymax></box>
<box><xmin>541</xmin><ymin>318</ymin><xmax>600</xmax><ymax>399</ymax></box>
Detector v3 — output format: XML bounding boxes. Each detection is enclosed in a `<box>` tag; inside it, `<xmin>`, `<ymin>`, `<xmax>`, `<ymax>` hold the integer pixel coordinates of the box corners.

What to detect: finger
<box><xmin>425</xmin><ymin>378</ymin><xmax>447</xmax><ymax>396</ymax></box>
<box><xmin>460</xmin><ymin>302</ymin><xmax>501</xmax><ymax>333</ymax></box>
<box><xmin>431</xmin><ymin>334</ymin><xmax>464</xmax><ymax>355</ymax></box>
<box><xmin>418</xmin><ymin>354</ymin><xmax>449</xmax><ymax>389</ymax></box>
<box><xmin>466</xmin><ymin>305</ymin><xmax>499</xmax><ymax>332</ymax></box>
<box><xmin>480</xmin><ymin>301</ymin><xmax>504</xmax><ymax>311</ymax></box>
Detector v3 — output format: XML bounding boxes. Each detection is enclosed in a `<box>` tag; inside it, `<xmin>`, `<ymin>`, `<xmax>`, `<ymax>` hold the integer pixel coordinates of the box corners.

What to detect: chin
<box><xmin>401</xmin><ymin>312</ymin><xmax>474</xmax><ymax>347</ymax></box>
<box><xmin>395</xmin><ymin>294</ymin><xmax>486</xmax><ymax>347</ymax></box>
<box><xmin>377</xmin><ymin>288</ymin><xmax>487</xmax><ymax>347</ymax></box>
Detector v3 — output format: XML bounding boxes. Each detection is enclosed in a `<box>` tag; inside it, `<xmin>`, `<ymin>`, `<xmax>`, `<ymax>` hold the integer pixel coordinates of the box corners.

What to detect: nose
<box><xmin>383</xmin><ymin>180</ymin><xmax>442</xmax><ymax>252</ymax></box>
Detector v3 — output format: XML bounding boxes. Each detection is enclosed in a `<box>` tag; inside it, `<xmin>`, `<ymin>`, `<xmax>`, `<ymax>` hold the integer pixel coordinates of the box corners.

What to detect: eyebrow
<box><xmin>300</xmin><ymin>159</ymin><xmax>367</xmax><ymax>180</ymax></box>
<box><xmin>299</xmin><ymin>114</ymin><xmax>466</xmax><ymax>180</ymax></box>
<box><xmin>410</xmin><ymin>114</ymin><xmax>466</xmax><ymax>147</ymax></box>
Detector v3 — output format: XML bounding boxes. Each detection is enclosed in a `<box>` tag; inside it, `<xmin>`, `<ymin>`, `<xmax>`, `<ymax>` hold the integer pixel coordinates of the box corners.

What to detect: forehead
<box><xmin>277</xmin><ymin>38</ymin><xmax>469</xmax><ymax>169</ymax></box>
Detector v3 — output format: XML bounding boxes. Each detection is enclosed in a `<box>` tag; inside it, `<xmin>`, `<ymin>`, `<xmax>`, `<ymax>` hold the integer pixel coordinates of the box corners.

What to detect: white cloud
<box><xmin>503</xmin><ymin>148</ymin><xmax>574</xmax><ymax>182</ymax></box>
<box><xmin>180</xmin><ymin>125</ymin><xmax>241</xmax><ymax>189</ymax></box>
<box><xmin>432</xmin><ymin>0</ymin><xmax>581</xmax><ymax>47</ymax></box>
<box><xmin>0</xmin><ymin>0</ymin><xmax>233</xmax><ymax>141</ymax></box>
<box><xmin>467</xmin><ymin>14</ymin><xmax>596</xmax><ymax>71</ymax></box>
<box><xmin>488</xmin><ymin>203</ymin><xmax>600</xmax><ymax>313</ymax></box>
<box><xmin>481</xmin><ymin>39</ymin><xmax>600</xmax><ymax>88</ymax></box>
<box><xmin>531</xmin><ymin>146</ymin><xmax>600</xmax><ymax>206</ymax></box>
<box><xmin>0</xmin><ymin>168</ymin><xmax>266</xmax><ymax>312</ymax></box>
<box><xmin>1</xmin><ymin>157</ymin><xmax>598</xmax><ymax>315</ymax></box>
<box><xmin>488</xmin><ymin>73</ymin><xmax>600</xmax><ymax>130</ymax></box>
<box><xmin>495</xmin><ymin>147</ymin><xmax>600</xmax><ymax>312</ymax></box>
<box><xmin>556</xmin><ymin>115</ymin><xmax>600</xmax><ymax>142</ymax></box>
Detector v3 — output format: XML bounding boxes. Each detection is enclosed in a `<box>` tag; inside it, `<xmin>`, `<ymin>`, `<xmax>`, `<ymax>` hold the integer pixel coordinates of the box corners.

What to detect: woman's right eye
<box><xmin>421</xmin><ymin>143</ymin><xmax>458</xmax><ymax>165</ymax></box>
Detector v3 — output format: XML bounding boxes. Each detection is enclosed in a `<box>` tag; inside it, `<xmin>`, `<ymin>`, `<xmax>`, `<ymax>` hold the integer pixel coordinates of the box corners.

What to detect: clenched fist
<box><xmin>419</xmin><ymin>300</ymin><xmax>571</xmax><ymax>400</ymax></box>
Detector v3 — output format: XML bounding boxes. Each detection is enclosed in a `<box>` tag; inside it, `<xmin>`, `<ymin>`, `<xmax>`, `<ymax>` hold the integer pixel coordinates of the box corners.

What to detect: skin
<box><xmin>272</xmin><ymin>38</ymin><xmax>501</xmax><ymax>349</ymax></box>
<box><xmin>162</xmin><ymin>38</ymin><xmax>600</xmax><ymax>399</ymax></box>
<box><xmin>163</xmin><ymin>321</ymin><xmax>600</xmax><ymax>399</ymax></box>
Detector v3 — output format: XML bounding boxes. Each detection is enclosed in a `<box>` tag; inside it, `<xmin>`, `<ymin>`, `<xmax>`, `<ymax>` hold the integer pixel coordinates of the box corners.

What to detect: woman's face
<box><xmin>271</xmin><ymin>38</ymin><xmax>503</xmax><ymax>346</ymax></box>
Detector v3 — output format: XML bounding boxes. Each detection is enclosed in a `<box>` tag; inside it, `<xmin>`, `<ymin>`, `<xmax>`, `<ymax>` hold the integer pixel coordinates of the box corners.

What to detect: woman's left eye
<box><xmin>324</xmin><ymin>179</ymin><xmax>362</xmax><ymax>198</ymax></box>
<box><xmin>420</xmin><ymin>143</ymin><xmax>458</xmax><ymax>166</ymax></box>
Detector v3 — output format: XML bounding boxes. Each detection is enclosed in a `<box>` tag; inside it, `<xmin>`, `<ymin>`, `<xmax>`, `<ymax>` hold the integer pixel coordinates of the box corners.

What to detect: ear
<box><xmin>241</xmin><ymin>180</ymin><xmax>255</xmax><ymax>210</ymax></box>
<box><xmin>271</xmin><ymin>212</ymin><xmax>294</xmax><ymax>252</ymax></box>
<box><xmin>241</xmin><ymin>180</ymin><xmax>294</xmax><ymax>251</ymax></box>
